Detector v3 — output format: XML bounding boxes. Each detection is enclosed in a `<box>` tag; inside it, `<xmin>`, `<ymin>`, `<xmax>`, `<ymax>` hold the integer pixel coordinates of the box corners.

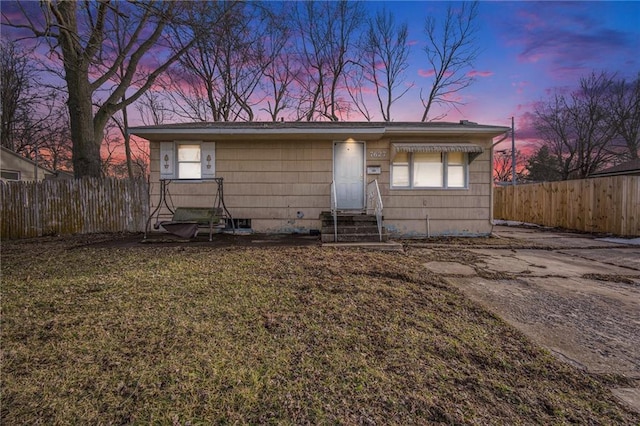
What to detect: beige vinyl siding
<box><xmin>0</xmin><ymin>148</ymin><xmax>55</xmax><ymax>181</ymax></box>
<box><xmin>150</xmin><ymin>140</ymin><xmax>333</xmax><ymax>232</ymax></box>
<box><xmin>371</xmin><ymin>137</ymin><xmax>493</xmax><ymax>236</ymax></box>
<box><xmin>149</xmin><ymin>135</ymin><xmax>494</xmax><ymax>236</ymax></box>
<box><xmin>219</xmin><ymin>140</ymin><xmax>331</xmax><ymax>232</ymax></box>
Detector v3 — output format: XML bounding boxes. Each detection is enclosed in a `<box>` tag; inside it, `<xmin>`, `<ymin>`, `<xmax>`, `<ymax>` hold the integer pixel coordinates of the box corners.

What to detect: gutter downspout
<box><xmin>489</xmin><ymin>130</ymin><xmax>511</xmax><ymax>231</ymax></box>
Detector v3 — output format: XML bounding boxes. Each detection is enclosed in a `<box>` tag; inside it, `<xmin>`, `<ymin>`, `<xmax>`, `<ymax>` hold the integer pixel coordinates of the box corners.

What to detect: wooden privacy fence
<box><xmin>494</xmin><ymin>176</ymin><xmax>640</xmax><ymax>237</ymax></box>
<box><xmin>1</xmin><ymin>178</ymin><xmax>149</xmax><ymax>239</ymax></box>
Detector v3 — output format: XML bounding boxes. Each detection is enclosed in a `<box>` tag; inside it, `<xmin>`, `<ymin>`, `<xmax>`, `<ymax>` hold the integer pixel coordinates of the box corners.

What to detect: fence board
<box><xmin>494</xmin><ymin>176</ymin><xmax>640</xmax><ymax>237</ymax></box>
<box><xmin>1</xmin><ymin>178</ymin><xmax>149</xmax><ymax>239</ymax></box>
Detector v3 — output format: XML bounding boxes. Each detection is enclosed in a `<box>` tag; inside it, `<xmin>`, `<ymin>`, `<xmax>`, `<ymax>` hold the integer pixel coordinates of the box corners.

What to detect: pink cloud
<box><xmin>418</xmin><ymin>69</ymin><xmax>454</xmax><ymax>79</ymax></box>
<box><xmin>518</xmin><ymin>52</ymin><xmax>544</xmax><ymax>64</ymax></box>
<box><xmin>360</xmin><ymin>86</ymin><xmax>377</xmax><ymax>95</ymax></box>
<box><xmin>467</xmin><ymin>70</ymin><xmax>493</xmax><ymax>78</ymax></box>
<box><xmin>418</xmin><ymin>69</ymin><xmax>435</xmax><ymax>78</ymax></box>
<box><xmin>511</xmin><ymin>81</ymin><xmax>529</xmax><ymax>95</ymax></box>
<box><xmin>518</xmin><ymin>10</ymin><xmax>545</xmax><ymax>31</ymax></box>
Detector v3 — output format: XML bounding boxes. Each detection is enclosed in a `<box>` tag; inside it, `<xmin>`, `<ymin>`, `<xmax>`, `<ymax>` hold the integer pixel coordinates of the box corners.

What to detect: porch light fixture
<box><xmin>206</xmin><ymin>154</ymin><xmax>212</xmax><ymax>170</ymax></box>
<box><xmin>163</xmin><ymin>154</ymin><xmax>170</xmax><ymax>169</ymax></box>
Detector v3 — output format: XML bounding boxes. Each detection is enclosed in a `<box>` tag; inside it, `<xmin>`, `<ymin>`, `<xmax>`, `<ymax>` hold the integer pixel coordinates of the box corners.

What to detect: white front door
<box><xmin>334</xmin><ymin>141</ymin><xmax>365</xmax><ymax>210</ymax></box>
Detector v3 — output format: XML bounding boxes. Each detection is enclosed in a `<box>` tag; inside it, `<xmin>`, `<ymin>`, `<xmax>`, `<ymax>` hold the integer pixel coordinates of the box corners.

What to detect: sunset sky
<box><xmin>382</xmin><ymin>1</ymin><xmax>640</xmax><ymax>151</ymax></box>
<box><xmin>2</xmin><ymin>1</ymin><xmax>639</xmax><ymax>155</ymax></box>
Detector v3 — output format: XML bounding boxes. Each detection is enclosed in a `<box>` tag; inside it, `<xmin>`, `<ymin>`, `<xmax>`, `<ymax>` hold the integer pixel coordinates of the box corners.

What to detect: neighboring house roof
<box><xmin>589</xmin><ymin>159</ymin><xmax>640</xmax><ymax>177</ymax></box>
<box><xmin>130</xmin><ymin>120</ymin><xmax>510</xmax><ymax>141</ymax></box>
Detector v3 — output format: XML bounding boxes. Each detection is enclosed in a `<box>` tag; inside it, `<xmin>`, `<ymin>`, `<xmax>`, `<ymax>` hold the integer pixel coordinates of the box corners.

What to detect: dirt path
<box><xmin>421</xmin><ymin>226</ymin><xmax>640</xmax><ymax>413</ymax></box>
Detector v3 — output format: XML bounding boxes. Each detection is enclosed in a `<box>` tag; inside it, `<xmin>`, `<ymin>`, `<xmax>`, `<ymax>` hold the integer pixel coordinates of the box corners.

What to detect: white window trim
<box><xmin>391</xmin><ymin>152</ymin><xmax>469</xmax><ymax>189</ymax></box>
<box><xmin>160</xmin><ymin>141</ymin><xmax>215</xmax><ymax>180</ymax></box>
<box><xmin>1</xmin><ymin>170</ymin><xmax>21</xmax><ymax>181</ymax></box>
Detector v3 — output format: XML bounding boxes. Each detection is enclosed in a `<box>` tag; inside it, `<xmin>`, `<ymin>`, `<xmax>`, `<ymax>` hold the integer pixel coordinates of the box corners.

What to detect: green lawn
<box><xmin>1</xmin><ymin>236</ymin><xmax>637</xmax><ymax>424</ymax></box>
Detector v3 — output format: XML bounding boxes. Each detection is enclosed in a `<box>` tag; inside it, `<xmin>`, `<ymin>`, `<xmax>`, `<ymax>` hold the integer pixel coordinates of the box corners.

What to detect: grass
<box><xmin>1</xmin><ymin>235</ymin><xmax>638</xmax><ymax>424</ymax></box>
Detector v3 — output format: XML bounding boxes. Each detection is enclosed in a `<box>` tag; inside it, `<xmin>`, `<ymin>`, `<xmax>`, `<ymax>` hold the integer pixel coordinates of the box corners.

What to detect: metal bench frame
<box><xmin>144</xmin><ymin>178</ymin><xmax>234</xmax><ymax>241</ymax></box>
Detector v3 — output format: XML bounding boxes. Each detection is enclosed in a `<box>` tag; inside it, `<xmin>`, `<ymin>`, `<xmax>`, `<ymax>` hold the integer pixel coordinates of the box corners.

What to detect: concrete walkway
<box><xmin>425</xmin><ymin>225</ymin><xmax>640</xmax><ymax>413</ymax></box>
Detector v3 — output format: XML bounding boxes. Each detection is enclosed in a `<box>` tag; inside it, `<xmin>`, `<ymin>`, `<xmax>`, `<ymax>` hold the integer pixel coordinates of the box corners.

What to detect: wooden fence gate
<box><xmin>1</xmin><ymin>178</ymin><xmax>149</xmax><ymax>239</ymax></box>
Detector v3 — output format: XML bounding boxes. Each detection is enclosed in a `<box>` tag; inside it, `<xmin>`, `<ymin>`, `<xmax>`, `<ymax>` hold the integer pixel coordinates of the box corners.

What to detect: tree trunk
<box><xmin>56</xmin><ymin>1</ymin><xmax>103</xmax><ymax>178</ymax></box>
<box><xmin>64</xmin><ymin>68</ymin><xmax>102</xmax><ymax>178</ymax></box>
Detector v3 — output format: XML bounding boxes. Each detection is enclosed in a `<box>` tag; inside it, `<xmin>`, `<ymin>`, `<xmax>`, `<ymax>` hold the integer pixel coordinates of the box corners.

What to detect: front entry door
<box><xmin>334</xmin><ymin>141</ymin><xmax>365</xmax><ymax>210</ymax></box>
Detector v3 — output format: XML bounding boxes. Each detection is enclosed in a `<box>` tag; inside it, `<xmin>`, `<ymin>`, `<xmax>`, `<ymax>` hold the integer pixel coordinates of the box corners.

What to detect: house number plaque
<box><xmin>368</xmin><ymin>150</ymin><xmax>387</xmax><ymax>159</ymax></box>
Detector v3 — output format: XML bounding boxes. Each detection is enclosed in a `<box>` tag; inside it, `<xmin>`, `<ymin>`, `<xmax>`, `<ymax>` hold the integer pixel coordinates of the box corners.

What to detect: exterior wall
<box><xmin>1</xmin><ymin>148</ymin><xmax>53</xmax><ymax>181</ymax></box>
<box><xmin>150</xmin><ymin>140</ymin><xmax>333</xmax><ymax>233</ymax></box>
<box><xmin>365</xmin><ymin>136</ymin><xmax>494</xmax><ymax>237</ymax></box>
<box><xmin>150</xmin><ymin>135</ymin><xmax>494</xmax><ymax>236</ymax></box>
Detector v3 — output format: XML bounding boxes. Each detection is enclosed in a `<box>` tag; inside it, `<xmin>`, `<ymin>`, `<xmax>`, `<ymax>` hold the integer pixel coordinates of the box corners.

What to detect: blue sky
<box><xmin>383</xmin><ymin>1</ymin><xmax>640</xmax><ymax>149</ymax></box>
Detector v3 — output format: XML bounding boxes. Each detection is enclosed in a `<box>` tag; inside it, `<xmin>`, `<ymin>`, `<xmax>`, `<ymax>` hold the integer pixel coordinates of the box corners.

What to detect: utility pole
<box><xmin>511</xmin><ymin>116</ymin><xmax>516</xmax><ymax>185</ymax></box>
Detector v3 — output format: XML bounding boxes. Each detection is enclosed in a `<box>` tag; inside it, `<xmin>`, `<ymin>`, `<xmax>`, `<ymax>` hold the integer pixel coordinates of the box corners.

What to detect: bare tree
<box><xmin>533</xmin><ymin>94</ymin><xmax>577</xmax><ymax>180</ymax></box>
<box><xmin>261</xmin><ymin>51</ymin><xmax>298</xmax><ymax>122</ymax></box>
<box><xmin>32</xmin><ymin>102</ymin><xmax>74</xmax><ymax>173</ymax></box>
<box><xmin>169</xmin><ymin>2</ymin><xmax>279</xmax><ymax>122</ymax></box>
<box><xmin>608</xmin><ymin>74</ymin><xmax>640</xmax><ymax>160</ymax></box>
<box><xmin>344</xmin><ymin>64</ymin><xmax>374</xmax><ymax>122</ymax></box>
<box><xmin>259</xmin><ymin>7</ymin><xmax>296</xmax><ymax>122</ymax></box>
<box><xmin>420</xmin><ymin>1</ymin><xmax>479</xmax><ymax>122</ymax></box>
<box><xmin>292</xmin><ymin>0</ymin><xmax>365</xmax><ymax>121</ymax></box>
<box><xmin>4</xmin><ymin>1</ymin><xmax>204</xmax><ymax>178</ymax></box>
<box><xmin>136</xmin><ymin>87</ymin><xmax>173</xmax><ymax>126</ymax></box>
<box><xmin>493</xmin><ymin>149</ymin><xmax>526</xmax><ymax>184</ymax></box>
<box><xmin>0</xmin><ymin>40</ymin><xmax>38</xmax><ymax>152</ymax></box>
<box><xmin>569</xmin><ymin>72</ymin><xmax>619</xmax><ymax>177</ymax></box>
<box><xmin>0</xmin><ymin>40</ymin><xmax>73</xmax><ymax>171</ymax></box>
<box><xmin>358</xmin><ymin>8</ymin><xmax>412</xmax><ymax>121</ymax></box>
<box><xmin>533</xmin><ymin>72</ymin><xmax>623</xmax><ymax>179</ymax></box>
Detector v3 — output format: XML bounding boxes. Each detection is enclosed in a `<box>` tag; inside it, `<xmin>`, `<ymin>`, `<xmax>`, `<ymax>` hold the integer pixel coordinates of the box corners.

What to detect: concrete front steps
<box><xmin>320</xmin><ymin>211</ymin><xmax>387</xmax><ymax>243</ymax></box>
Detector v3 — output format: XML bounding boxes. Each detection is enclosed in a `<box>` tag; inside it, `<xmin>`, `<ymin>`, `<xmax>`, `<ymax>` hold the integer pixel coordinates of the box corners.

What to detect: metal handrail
<box><xmin>366</xmin><ymin>179</ymin><xmax>384</xmax><ymax>242</ymax></box>
<box><xmin>330</xmin><ymin>181</ymin><xmax>338</xmax><ymax>242</ymax></box>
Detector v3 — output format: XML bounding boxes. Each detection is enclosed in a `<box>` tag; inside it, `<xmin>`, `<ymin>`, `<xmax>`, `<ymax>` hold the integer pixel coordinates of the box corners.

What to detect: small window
<box><xmin>1</xmin><ymin>170</ymin><xmax>20</xmax><ymax>181</ymax></box>
<box><xmin>391</xmin><ymin>152</ymin><xmax>410</xmax><ymax>187</ymax></box>
<box><xmin>177</xmin><ymin>144</ymin><xmax>201</xmax><ymax>179</ymax></box>
<box><xmin>391</xmin><ymin>152</ymin><xmax>468</xmax><ymax>189</ymax></box>
<box><xmin>447</xmin><ymin>152</ymin><xmax>465</xmax><ymax>188</ymax></box>
<box><xmin>228</xmin><ymin>218</ymin><xmax>251</xmax><ymax>229</ymax></box>
<box><xmin>160</xmin><ymin>141</ymin><xmax>215</xmax><ymax>180</ymax></box>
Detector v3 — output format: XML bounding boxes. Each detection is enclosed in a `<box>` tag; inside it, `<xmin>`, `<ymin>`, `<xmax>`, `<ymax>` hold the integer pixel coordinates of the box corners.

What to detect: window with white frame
<box><xmin>391</xmin><ymin>151</ymin><xmax>468</xmax><ymax>189</ymax></box>
<box><xmin>1</xmin><ymin>170</ymin><xmax>21</xmax><ymax>181</ymax></box>
<box><xmin>177</xmin><ymin>144</ymin><xmax>201</xmax><ymax>179</ymax></box>
<box><xmin>160</xmin><ymin>141</ymin><xmax>215</xmax><ymax>180</ymax></box>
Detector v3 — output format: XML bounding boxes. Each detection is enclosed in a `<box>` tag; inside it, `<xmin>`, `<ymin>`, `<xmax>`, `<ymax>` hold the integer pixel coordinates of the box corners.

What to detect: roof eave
<box><xmin>129</xmin><ymin>127</ymin><xmax>386</xmax><ymax>141</ymax></box>
<box><xmin>383</xmin><ymin>125</ymin><xmax>510</xmax><ymax>138</ymax></box>
<box><xmin>129</xmin><ymin>124</ymin><xmax>510</xmax><ymax>141</ymax></box>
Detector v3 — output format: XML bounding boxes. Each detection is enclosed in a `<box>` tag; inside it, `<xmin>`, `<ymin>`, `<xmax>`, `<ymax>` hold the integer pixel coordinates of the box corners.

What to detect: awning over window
<box><xmin>393</xmin><ymin>143</ymin><xmax>483</xmax><ymax>153</ymax></box>
<box><xmin>391</xmin><ymin>143</ymin><xmax>484</xmax><ymax>161</ymax></box>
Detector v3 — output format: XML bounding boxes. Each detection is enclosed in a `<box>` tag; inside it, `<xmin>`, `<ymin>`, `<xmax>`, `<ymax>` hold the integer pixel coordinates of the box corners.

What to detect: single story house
<box><xmin>0</xmin><ymin>146</ymin><xmax>71</xmax><ymax>181</ymax></box>
<box><xmin>130</xmin><ymin>121</ymin><xmax>509</xmax><ymax>240</ymax></box>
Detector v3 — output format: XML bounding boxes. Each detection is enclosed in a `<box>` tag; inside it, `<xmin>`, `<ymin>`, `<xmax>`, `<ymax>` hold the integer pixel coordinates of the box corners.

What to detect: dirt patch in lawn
<box><xmin>1</xmin><ymin>234</ymin><xmax>638</xmax><ymax>424</ymax></box>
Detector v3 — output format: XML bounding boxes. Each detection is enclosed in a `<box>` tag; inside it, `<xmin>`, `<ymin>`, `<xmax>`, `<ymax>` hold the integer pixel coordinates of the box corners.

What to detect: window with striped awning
<box><xmin>390</xmin><ymin>143</ymin><xmax>485</xmax><ymax>189</ymax></box>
